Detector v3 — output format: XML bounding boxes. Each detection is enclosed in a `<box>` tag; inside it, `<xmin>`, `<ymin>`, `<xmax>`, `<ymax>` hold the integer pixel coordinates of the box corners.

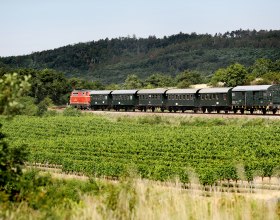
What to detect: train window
<box><xmin>205</xmin><ymin>94</ymin><xmax>208</xmax><ymax>100</ymax></box>
<box><xmin>232</xmin><ymin>92</ymin><xmax>235</xmax><ymax>97</ymax></box>
<box><xmin>263</xmin><ymin>92</ymin><xmax>267</xmax><ymax>97</ymax></box>
<box><xmin>201</xmin><ymin>95</ymin><xmax>204</xmax><ymax>100</ymax></box>
<box><xmin>209</xmin><ymin>94</ymin><xmax>212</xmax><ymax>100</ymax></box>
<box><xmin>186</xmin><ymin>95</ymin><xmax>189</xmax><ymax>100</ymax></box>
<box><xmin>223</xmin><ymin>94</ymin><xmax>227</xmax><ymax>100</ymax></box>
<box><xmin>216</xmin><ymin>94</ymin><xmax>219</xmax><ymax>100</ymax></box>
<box><xmin>190</xmin><ymin>94</ymin><xmax>193</xmax><ymax>100</ymax></box>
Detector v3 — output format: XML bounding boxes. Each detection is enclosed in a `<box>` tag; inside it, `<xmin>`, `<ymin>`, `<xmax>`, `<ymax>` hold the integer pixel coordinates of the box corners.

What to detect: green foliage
<box><xmin>0</xmin><ymin>72</ymin><xmax>31</xmax><ymax>203</ymax></box>
<box><xmin>17</xmin><ymin>96</ymin><xmax>38</xmax><ymax>116</ymax></box>
<box><xmin>123</xmin><ymin>74</ymin><xmax>143</xmax><ymax>89</ymax></box>
<box><xmin>0</xmin><ymin>73</ymin><xmax>30</xmax><ymax>115</ymax></box>
<box><xmin>1</xmin><ymin>30</ymin><xmax>280</xmax><ymax>84</ymax></box>
<box><xmin>211</xmin><ymin>63</ymin><xmax>248</xmax><ymax>87</ymax></box>
<box><xmin>175</xmin><ymin>70</ymin><xmax>204</xmax><ymax>88</ymax></box>
<box><xmin>63</xmin><ymin>106</ymin><xmax>82</xmax><ymax>117</ymax></box>
<box><xmin>37</xmin><ymin>97</ymin><xmax>53</xmax><ymax>116</ymax></box>
<box><xmin>1</xmin><ymin>115</ymin><xmax>280</xmax><ymax>186</ymax></box>
<box><xmin>0</xmin><ymin>126</ymin><xmax>28</xmax><ymax>202</ymax></box>
<box><xmin>144</xmin><ymin>73</ymin><xmax>174</xmax><ymax>88</ymax></box>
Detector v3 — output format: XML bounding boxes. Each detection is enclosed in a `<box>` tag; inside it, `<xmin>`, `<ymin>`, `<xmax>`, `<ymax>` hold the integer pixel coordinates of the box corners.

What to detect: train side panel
<box><xmin>70</xmin><ymin>90</ymin><xmax>92</xmax><ymax>109</ymax></box>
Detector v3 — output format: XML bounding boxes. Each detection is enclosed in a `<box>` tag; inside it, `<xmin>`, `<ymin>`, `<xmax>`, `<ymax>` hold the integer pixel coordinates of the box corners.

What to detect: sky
<box><xmin>0</xmin><ymin>0</ymin><xmax>280</xmax><ymax>57</ymax></box>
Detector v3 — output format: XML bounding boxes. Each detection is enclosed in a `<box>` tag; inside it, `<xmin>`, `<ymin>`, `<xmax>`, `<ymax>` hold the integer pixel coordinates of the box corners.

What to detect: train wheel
<box><xmin>250</xmin><ymin>109</ymin><xmax>254</xmax><ymax>114</ymax></box>
<box><xmin>217</xmin><ymin>109</ymin><xmax>220</xmax><ymax>114</ymax></box>
<box><xmin>152</xmin><ymin>107</ymin><xmax>155</xmax><ymax>112</ymax></box>
<box><xmin>168</xmin><ymin>107</ymin><xmax>172</xmax><ymax>113</ymax></box>
<box><xmin>193</xmin><ymin>109</ymin><xmax>198</xmax><ymax>113</ymax></box>
<box><xmin>161</xmin><ymin>108</ymin><xmax>164</xmax><ymax>112</ymax></box>
<box><xmin>225</xmin><ymin>110</ymin><xmax>228</xmax><ymax>114</ymax></box>
<box><xmin>233</xmin><ymin>108</ymin><xmax>237</xmax><ymax>114</ymax></box>
<box><xmin>240</xmin><ymin>109</ymin><xmax>244</xmax><ymax>114</ymax></box>
<box><xmin>273</xmin><ymin>109</ymin><xmax>277</xmax><ymax>115</ymax></box>
<box><xmin>262</xmin><ymin>109</ymin><xmax>267</xmax><ymax>115</ymax></box>
<box><xmin>202</xmin><ymin>108</ymin><xmax>206</xmax><ymax>113</ymax></box>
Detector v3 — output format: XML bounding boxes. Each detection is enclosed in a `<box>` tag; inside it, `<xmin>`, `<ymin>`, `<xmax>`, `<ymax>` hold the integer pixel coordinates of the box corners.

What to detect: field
<box><xmin>1</xmin><ymin>113</ymin><xmax>280</xmax><ymax>185</ymax></box>
<box><xmin>1</xmin><ymin>112</ymin><xmax>280</xmax><ymax>219</ymax></box>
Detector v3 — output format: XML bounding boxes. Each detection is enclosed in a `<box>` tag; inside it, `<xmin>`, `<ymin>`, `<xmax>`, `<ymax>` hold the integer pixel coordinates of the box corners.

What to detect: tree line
<box><xmin>0</xmin><ymin>29</ymin><xmax>280</xmax><ymax>84</ymax></box>
<box><xmin>0</xmin><ymin>58</ymin><xmax>279</xmax><ymax>113</ymax></box>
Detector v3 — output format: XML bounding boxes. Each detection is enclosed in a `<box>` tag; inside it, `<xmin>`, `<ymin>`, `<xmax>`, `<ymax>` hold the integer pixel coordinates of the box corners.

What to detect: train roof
<box><xmin>137</xmin><ymin>88</ymin><xmax>167</xmax><ymax>94</ymax></box>
<box><xmin>166</xmin><ymin>89</ymin><xmax>199</xmax><ymax>94</ymax></box>
<box><xmin>90</xmin><ymin>90</ymin><xmax>112</xmax><ymax>95</ymax></box>
<box><xmin>111</xmin><ymin>90</ymin><xmax>138</xmax><ymax>95</ymax></box>
<box><xmin>232</xmin><ymin>85</ymin><xmax>273</xmax><ymax>92</ymax></box>
<box><xmin>199</xmin><ymin>87</ymin><xmax>233</xmax><ymax>94</ymax></box>
<box><xmin>71</xmin><ymin>90</ymin><xmax>95</xmax><ymax>95</ymax></box>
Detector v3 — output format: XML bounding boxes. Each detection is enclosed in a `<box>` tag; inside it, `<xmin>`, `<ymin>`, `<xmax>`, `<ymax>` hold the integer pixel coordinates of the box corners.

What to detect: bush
<box><xmin>17</xmin><ymin>96</ymin><xmax>38</xmax><ymax>116</ymax></box>
<box><xmin>63</xmin><ymin>107</ymin><xmax>82</xmax><ymax>117</ymax></box>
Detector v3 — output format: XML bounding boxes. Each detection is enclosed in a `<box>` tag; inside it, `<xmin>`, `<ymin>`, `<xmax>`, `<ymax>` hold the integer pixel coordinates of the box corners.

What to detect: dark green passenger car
<box><xmin>137</xmin><ymin>89</ymin><xmax>167</xmax><ymax>112</ymax></box>
<box><xmin>232</xmin><ymin>85</ymin><xmax>280</xmax><ymax>114</ymax></box>
<box><xmin>198</xmin><ymin>88</ymin><xmax>233</xmax><ymax>113</ymax></box>
<box><xmin>111</xmin><ymin>90</ymin><xmax>138</xmax><ymax>111</ymax></box>
<box><xmin>166</xmin><ymin>89</ymin><xmax>200</xmax><ymax>112</ymax></box>
<box><xmin>90</xmin><ymin>90</ymin><xmax>112</xmax><ymax>110</ymax></box>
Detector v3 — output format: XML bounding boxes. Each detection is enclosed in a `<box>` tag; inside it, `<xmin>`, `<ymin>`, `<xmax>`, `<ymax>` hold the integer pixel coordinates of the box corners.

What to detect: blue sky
<box><xmin>1</xmin><ymin>0</ymin><xmax>279</xmax><ymax>57</ymax></box>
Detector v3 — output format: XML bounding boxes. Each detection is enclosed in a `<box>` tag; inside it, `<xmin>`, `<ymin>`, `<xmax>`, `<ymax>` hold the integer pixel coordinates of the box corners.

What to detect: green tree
<box><xmin>175</xmin><ymin>71</ymin><xmax>203</xmax><ymax>88</ymax></box>
<box><xmin>211</xmin><ymin>63</ymin><xmax>248</xmax><ymax>87</ymax></box>
<box><xmin>30</xmin><ymin>69</ymin><xmax>70</xmax><ymax>104</ymax></box>
<box><xmin>251</xmin><ymin>58</ymin><xmax>273</xmax><ymax>77</ymax></box>
<box><xmin>144</xmin><ymin>73</ymin><xmax>174</xmax><ymax>88</ymax></box>
<box><xmin>123</xmin><ymin>74</ymin><xmax>143</xmax><ymax>89</ymax></box>
<box><xmin>210</xmin><ymin>68</ymin><xmax>227</xmax><ymax>86</ymax></box>
<box><xmin>225</xmin><ymin>63</ymin><xmax>248</xmax><ymax>87</ymax></box>
<box><xmin>0</xmin><ymin>73</ymin><xmax>30</xmax><ymax>201</ymax></box>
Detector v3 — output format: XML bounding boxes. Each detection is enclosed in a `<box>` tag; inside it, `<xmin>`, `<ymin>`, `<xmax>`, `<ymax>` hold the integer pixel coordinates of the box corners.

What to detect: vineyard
<box><xmin>1</xmin><ymin>114</ymin><xmax>280</xmax><ymax>185</ymax></box>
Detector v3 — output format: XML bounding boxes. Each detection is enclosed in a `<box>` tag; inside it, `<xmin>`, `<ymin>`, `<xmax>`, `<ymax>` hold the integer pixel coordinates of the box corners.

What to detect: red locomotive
<box><xmin>69</xmin><ymin>90</ymin><xmax>94</xmax><ymax>109</ymax></box>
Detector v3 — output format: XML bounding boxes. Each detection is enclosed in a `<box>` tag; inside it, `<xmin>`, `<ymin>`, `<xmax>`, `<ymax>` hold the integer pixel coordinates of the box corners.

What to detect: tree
<box><xmin>0</xmin><ymin>73</ymin><xmax>30</xmax><ymax>200</ymax></box>
<box><xmin>210</xmin><ymin>68</ymin><xmax>227</xmax><ymax>86</ymax></box>
<box><xmin>225</xmin><ymin>63</ymin><xmax>248</xmax><ymax>87</ymax></box>
<box><xmin>211</xmin><ymin>63</ymin><xmax>248</xmax><ymax>87</ymax></box>
<box><xmin>144</xmin><ymin>73</ymin><xmax>174</xmax><ymax>88</ymax></box>
<box><xmin>123</xmin><ymin>74</ymin><xmax>143</xmax><ymax>89</ymax></box>
<box><xmin>175</xmin><ymin>71</ymin><xmax>203</xmax><ymax>88</ymax></box>
<box><xmin>251</xmin><ymin>58</ymin><xmax>273</xmax><ymax>77</ymax></box>
<box><xmin>29</xmin><ymin>69</ymin><xmax>70</xmax><ymax>104</ymax></box>
<box><xmin>0</xmin><ymin>73</ymin><xmax>30</xmax><ymax>115</ymax></box>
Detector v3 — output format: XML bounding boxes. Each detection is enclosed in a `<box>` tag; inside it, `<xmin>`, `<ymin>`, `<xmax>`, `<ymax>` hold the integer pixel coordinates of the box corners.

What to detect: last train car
<box><xmin>232</xmin><ymin>85</ymin><xmax>280</xmax><ymax>114</ymax></box>
<box><xmin>69</xmin><ymin>90</ymin><xmax>94</xmax><ymax>109</ymax></box>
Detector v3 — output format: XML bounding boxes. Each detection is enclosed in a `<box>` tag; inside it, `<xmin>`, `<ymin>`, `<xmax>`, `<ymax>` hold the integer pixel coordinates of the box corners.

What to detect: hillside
<box><xmin>1</xmin><ymin>29</ymin><xmax>280</xmax><ymax>84</ymax></box>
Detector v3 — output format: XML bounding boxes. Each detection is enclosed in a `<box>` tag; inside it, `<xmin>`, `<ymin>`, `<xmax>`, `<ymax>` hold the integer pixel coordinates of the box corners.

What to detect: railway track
<box><xmin>52</xmin><ymin>106</ymin><xmax>280</xmax><ymax>119</ymax></box>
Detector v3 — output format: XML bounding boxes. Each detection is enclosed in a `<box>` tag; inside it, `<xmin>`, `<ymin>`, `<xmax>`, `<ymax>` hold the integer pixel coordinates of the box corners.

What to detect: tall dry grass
<box><xmin>73</xmin><ymin>178</ymin><xmax>280</xmax><ymax>220</ymax></box>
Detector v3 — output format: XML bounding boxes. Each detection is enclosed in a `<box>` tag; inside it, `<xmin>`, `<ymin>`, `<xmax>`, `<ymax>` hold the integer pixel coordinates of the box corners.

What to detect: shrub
<box><xmin>63</xmin><ymin>107</ymin><xmax>82</xmax><ymax>117</ymax></box>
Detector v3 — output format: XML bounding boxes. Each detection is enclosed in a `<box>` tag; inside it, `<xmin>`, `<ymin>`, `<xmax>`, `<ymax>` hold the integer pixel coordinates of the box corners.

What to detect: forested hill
<box><xmin>1</xmin><ymin>29</ymin><xmax>280</xmax><ymax>84</ymax></box>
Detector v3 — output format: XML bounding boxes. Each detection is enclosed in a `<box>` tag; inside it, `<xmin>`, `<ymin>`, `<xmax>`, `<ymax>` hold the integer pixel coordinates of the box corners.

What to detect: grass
<box><xmin>2</xmin><ymin>170</ymin><xmax>280</xmax><ymax>220</ymax></box>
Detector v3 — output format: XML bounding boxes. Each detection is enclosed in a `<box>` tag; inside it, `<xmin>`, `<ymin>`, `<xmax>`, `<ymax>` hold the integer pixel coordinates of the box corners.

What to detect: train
<box><xmin>69</xmin><ymin>84</ymin><xmax>280</xmax><ymax>115</ymax></box>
